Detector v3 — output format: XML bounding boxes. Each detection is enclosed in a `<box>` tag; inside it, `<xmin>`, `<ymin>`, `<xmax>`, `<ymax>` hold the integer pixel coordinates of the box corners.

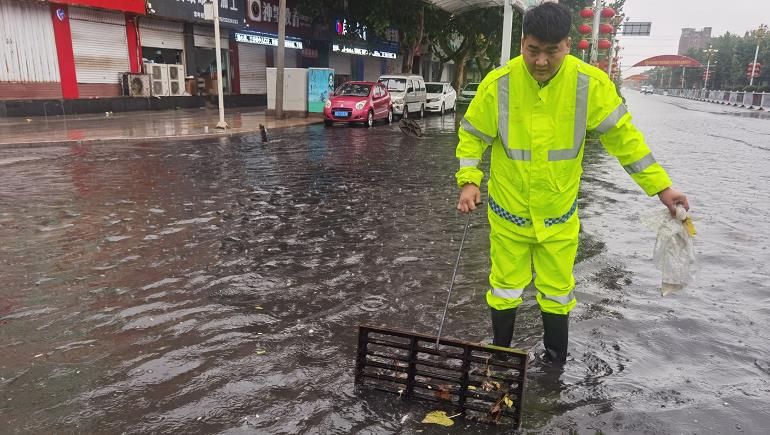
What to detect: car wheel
<box><xmin>324</xmin><ymin>119</ymin><xmax>333</xmax><ymax>127</ymax></box>
<box><xmin>419</xmin><ymin>105</ymin><xmax>424</xmax><ymax>118</ymax></box>
<box><xmin>387</xmin><ymin>108</ymin><xmax>393</xmax><ymax>124</ymax></box>
<box><xmin>367</xmin><ymin>110</ymin><xmax>374</xmax><ymax>128</ymax></box>
<box><xmin>440</xmin><ymin>103</ymin><xmax>445</xmax><ymax>115</ymax></box>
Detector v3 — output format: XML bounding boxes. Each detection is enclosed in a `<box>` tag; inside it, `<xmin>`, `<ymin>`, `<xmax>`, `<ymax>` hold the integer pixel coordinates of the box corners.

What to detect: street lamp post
<box><xmin>749</xmin><ymin>24</ymin><xmax>767</xmax><ymax>87</ymax></box>
<box><xmin>703</xmin><ymin>45</ymin><xmax>718</xmax><ymax>89</ymax></box>
<box><xmin>208</xmin><ymin>0</ymin><xmax>228</xmax><ymax>130</ymax></box>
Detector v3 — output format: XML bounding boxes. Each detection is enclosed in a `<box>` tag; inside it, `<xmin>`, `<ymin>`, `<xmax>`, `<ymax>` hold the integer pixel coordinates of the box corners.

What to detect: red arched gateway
<box><xmin>632</xmin><ymin>55</ymin><xmax>703</xmax><ymax>68</ymax></box>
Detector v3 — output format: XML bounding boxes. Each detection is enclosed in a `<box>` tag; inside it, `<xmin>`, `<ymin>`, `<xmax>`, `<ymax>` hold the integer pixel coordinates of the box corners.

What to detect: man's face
<box><xmin>521</xmin><ymin>35</ymin><xmax>571</xmax><ymax>82</ymax></box>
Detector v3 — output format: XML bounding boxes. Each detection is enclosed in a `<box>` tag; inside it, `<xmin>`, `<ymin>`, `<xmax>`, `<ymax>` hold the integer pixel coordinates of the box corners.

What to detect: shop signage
<box><xmin>53</xmin><ymin>0</ymin><xmax>145</xmax><ymax>14</ymax></box>
<box><xmin>234</xmin><ymin>32</ymin><xmax>303</xmax><ymax>49</ymax></box>
<box><xmin>149</xmin><ymin>0</ymin><xmax>244</xmax><ymax>28</ymax></box>
<box><xmin>332</xmin><ymin>44</ymin><xmax>397</xmax><ymax>59</ymax></box>
<box><xmin>56</xmin><ymin>8</ymin><xmax>66</xmax><ymax>21</ymax></box>
<box><xmin>244</xmin><ymin>0</ymin><xmax>313</xmax><ymax>39</ymax></box>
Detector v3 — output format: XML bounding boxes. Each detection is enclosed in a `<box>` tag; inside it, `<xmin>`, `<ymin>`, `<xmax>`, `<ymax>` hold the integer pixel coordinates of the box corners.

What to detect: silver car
<box><xmin>378</xmin><ymin>74</ymin><xmax>427</xmax><ymax>119</ymax></box>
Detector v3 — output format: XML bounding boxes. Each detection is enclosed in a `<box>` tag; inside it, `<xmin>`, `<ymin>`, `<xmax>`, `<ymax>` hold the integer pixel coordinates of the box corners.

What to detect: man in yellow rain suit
<box><xmin>456</xmin><ymin>3</ymin><xmax>689</xmax><ymax>365</ymax></box>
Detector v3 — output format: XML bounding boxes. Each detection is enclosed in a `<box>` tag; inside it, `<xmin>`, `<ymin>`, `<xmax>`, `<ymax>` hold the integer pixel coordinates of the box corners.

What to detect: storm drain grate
<box><xmin>355</xmin><ymin>324</ymin><xmax>528</xmax><ymax>429</ymax></box>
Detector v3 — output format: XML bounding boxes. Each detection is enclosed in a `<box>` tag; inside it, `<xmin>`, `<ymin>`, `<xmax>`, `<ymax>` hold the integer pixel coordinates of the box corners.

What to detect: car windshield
<box><xmin>335</xmin><ymin>83</ymin><xmax>371</xmax><ymax>97</ymax></box>
<box><xmin>426</xmin><ymin>84</ymin><xmax>443</xmax><ymax>93</ymax></box>
<box><xmin>463</xmin><ymin>83</ymin><xmax>479</xmax><ymax>92</ymax></box>
<box><xmin>379</xmin><ymin>78</ymin><xmax>406</xmax><ymax>92</ymax></box>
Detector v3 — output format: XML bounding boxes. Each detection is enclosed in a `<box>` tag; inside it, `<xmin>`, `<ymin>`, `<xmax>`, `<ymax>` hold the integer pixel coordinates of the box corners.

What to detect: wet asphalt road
<box><xmin>1</xmin><ymin>92</ymin><xmax>769</xmax><ymax>434</ymax></box>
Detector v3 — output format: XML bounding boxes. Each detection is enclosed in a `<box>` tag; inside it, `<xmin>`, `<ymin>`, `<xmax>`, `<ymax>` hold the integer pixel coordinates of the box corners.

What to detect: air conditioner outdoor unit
<box><xmin>145</xmin><ymin>62</ymin><xmax>169</xmax><ymax>96</ymax></box>
<box><xmin>247</xmin><ymin>0</ymin><xmax>262</xmax><ymax>21</ymax></box>
<box><xmin>122</xmin><ymin>73</ymin><xmax>151</xmax><ymax>97</ymax></box>
<box><xmin>167</xmin><ymin>64</ymin><xmax>185</xmax><ymax>96</ymax></box>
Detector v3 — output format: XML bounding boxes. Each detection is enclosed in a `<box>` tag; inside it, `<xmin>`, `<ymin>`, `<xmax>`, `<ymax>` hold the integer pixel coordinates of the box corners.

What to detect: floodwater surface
<box><xmin>1</xmin><ymin>92</ymin><xmax>769</xmax><ymax>434</ymax></box>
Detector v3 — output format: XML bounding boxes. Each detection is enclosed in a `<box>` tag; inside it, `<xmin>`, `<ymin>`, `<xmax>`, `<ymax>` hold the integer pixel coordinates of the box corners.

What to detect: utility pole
<box><xmin>589</xmin><ymin>0</ymin><xmax>602</xmax><ymax>65</ymax></box>
<box><xmin>749</xmin><ymin>24</ymin><xmax>766</xmax><ymax>87</ymax></box>
<box><xmin>212</xmin><ymin>1</ymin><xmax>227</xmax><ymax>129</ymax></box>
<box><xmin>703</xmin><ymin>45</ymin><xmax>718</xmax><ymax>89</ymax></box>
<box><xmin>276</xmin><ymin>0</ymin><xmax>286</xmax><ymax>119</ymax></box>
<box><xmin>500</xmin><ymin>0</ymin><xmax>514</xmax><ymax>66</ymax></box>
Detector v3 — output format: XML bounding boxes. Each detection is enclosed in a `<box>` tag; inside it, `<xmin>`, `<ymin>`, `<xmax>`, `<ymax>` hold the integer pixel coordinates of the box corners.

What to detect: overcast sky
<box><xmin>616</xmin><ymin>0</ymin><xmax>770</xmax><ymax>78</ymax></box>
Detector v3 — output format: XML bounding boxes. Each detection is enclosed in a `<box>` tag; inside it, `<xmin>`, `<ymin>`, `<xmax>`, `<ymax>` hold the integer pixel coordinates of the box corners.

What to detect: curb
<box><xmin>0</xmin><ymin>121</ymin><xmax>323</xmax><ymax>149</ymax></box>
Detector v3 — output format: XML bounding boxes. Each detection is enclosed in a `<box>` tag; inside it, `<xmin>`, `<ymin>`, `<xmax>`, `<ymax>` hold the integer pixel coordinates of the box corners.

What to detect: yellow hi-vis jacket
<box><xmin>456</xmin><ymin>55</ymin><xmax>672</xmax><ymax>242</ymax></box>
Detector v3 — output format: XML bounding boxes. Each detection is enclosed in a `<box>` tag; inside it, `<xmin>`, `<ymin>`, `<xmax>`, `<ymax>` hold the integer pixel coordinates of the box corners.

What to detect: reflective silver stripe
<box><xmin>548</xmin><ymin>72</ymin><xmax>589</xmax><ymax>161</ymax></box>
<box><xmin>623</xmin><ymin>153</ymin><xmax>657</xmax><ymax>175</ymax></box>
<box><xmin>459</xmin><ymin>158</ymin><xmax>480</xmax><ymax>168</ymax></box>
<box><xmin>539</xmin><ymin>289</ymin><xmax>575</xmax><ymax>305</ymax></box>
<box><xmin>492</xmin><ymin>288</ymin><xmax>524</xmax><ymax>299</ymax></box>
<box><xmin>594</xmin><ymin>103</ymin><xmax>628</xmax><ymax>134</ymax></box>
<box><xmin>460</xmin><ymin>118</ymin><xmax>494</xmax><ymax>144</ymax></box>
<box><xmin>498</xmin><ymin>74</ymin><xmax>531</xmax><ymax>161</ymax></box>
<box><xmin>505</xmin><ymin>149</ymin><xmax>531</xmax><ymax>160</ymax></box>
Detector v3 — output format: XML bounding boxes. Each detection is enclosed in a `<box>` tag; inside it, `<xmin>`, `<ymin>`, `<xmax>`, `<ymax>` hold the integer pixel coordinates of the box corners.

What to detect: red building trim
<box><xmin>50</xmin><ymin>4</ymin><xmax>79</xmax><ymax>99</ymax></box>
<box><xmin>230</xmin><ymin>39</ymin><xmax>240</xmax><ymax>95</ymax></box>
<box><xmin>51</xmin><ymin>0</ymin><xmax>145</xmax><ymax>15</ymax></box>
<box><xmin>125</xmin><ymin>14</ymin><xmax>142</xmax><ymax>73</ymax></box>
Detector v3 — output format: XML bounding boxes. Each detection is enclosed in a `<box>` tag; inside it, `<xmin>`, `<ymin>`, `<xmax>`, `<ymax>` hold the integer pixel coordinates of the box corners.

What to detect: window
<box><xmin>407</xmin><ymin>81</ymin><xmax>414</xmax><ymax>93</ymax></box>
<box><xmin>379</xmin><ymin>78</ymin><xmax>406</xmax><ymax>92</ymax></box>
<box><xmin>426</xmin><ymin>83</ymin><xmax>443</xmax><ymax>93</ymax></box>
<box><xmin>373</xmin><ymin>86</ymin><xmax>382</xmax><ymax>98</ymax></box>
<box><xmin>335</xmin><ymin>83</ymin><xmax>372</xmax><ymax>97</ymax></box>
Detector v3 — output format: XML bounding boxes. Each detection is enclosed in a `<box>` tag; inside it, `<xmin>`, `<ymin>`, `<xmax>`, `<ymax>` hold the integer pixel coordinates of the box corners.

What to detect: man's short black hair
<box><xmin>523</xmin><ymin>2</ymin><xmax>573</xmax><ymax>44</ymax></box>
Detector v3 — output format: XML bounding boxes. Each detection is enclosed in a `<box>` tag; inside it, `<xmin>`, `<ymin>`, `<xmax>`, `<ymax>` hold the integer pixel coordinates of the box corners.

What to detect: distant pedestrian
<box><xmin>455</xmin><ymin>2</ymin><xmax>689</xmax><ymax>365</ymax></box>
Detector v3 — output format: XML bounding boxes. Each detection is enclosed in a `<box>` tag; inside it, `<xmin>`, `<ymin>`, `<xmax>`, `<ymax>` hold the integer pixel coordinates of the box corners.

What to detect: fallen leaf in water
<box><xmin>421</xmin><ymin>411</ymin><xmax>454</xmax><ymax>427</ymax></box>
<box><xmin>255</xmin><ymin>350</ymin><xmax>266</xmax><ymax>355</ymax></box>
<box><xmin>468</xmin><ymin>385</ymin><xmax>477</xmax><ymax>391</ymax></box>
<box><xmin>254</xmin><ymin>305</ymin><xmax>263</xmax><ymax>310</ymax></box>
<box><xmin>503</xmin><ymin>395</ymin><xmax>513</xmax><ymax>408</ymax></box>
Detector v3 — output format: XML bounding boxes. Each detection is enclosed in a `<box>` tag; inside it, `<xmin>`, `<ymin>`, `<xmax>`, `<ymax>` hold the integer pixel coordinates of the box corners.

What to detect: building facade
<box><xmin>678</xmin><ymin>27</ymin><xmax>712</xmax><ymax>56</ymax></box>
<box><xmin>1</xmin><ymin>0</ymin><xmax>412</xmax><ymax>112</ymax></box>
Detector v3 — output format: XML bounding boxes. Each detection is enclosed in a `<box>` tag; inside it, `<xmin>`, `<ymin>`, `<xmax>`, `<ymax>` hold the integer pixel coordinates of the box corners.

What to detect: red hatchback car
<box><xmin>324</xmin><ymin>81</ymin><xmax>393</xmax><ymax>127</ymax></box>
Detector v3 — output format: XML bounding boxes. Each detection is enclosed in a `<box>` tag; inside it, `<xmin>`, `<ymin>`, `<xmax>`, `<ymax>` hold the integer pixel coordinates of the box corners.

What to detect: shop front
<box><xmin>329</xmin><ymin>21</ymin><xmax>400</xmax><ymax>86</ymax></box>
<box><xmin>146</xmin><ymin>0</ymin><xmax>245</xmax><ymax>97</ymax></box>
<box><xmin>239</xmin><ymin>0</ymin><xmax>313</xmax><ymax>96</ymax></box>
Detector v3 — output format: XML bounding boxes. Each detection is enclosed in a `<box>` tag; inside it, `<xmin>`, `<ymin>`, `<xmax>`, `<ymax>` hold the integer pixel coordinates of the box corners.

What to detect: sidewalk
<box><xmin>0</xmin><ymin>107</ymin><xmax>322</xmax><ymax>147</ymax></box>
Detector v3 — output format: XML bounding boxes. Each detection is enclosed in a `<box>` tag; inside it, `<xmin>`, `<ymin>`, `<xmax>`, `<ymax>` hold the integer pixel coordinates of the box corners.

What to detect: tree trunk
<box><xmin>453</xmin><ymin>52</ymin><xmax>469</xmax><ymax>92</ymax></box>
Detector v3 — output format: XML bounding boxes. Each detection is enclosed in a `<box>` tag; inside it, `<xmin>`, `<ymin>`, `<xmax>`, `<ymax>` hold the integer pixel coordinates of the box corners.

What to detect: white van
<box><xmin>377</xmin><ymin>74</ymin><xmax>427</xmax><ymax>119</ymax></box>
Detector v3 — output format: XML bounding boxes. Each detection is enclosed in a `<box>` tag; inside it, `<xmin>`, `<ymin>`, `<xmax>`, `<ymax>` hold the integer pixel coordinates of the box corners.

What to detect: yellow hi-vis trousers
<box><xmin>485</xmin><ymin>214</ymin><xmax>579</xmax><ymax>315</ymax></box>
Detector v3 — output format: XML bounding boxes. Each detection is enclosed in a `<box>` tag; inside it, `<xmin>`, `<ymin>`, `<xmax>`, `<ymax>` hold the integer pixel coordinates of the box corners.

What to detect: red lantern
<box><xmin>598</xmin><ymin>39</ymin><xmax>612</xmax><ymax>50</ymax></box>
<box><xmin>601</xmin><ymin>7</ymin><xmax>615</xmax><ymax>18</ymax></box>
<box><xmin>579</xmin><ymin>8</ymin><xmax>594</xmax><ymax>19</ymax></box>
<box><xmin>599</xmin><ymin>23</ymin><xmax>614</xmax><ymax>34</ymax></box>
<box><xmin>578</xmin><ymin>24</ymin><xmax>593</xmax><ymax>35</ymax></box>
<box><xmin>577</xmin><ymin>39</ymin><xmax>590</xmax><ymax>50</ymax></box>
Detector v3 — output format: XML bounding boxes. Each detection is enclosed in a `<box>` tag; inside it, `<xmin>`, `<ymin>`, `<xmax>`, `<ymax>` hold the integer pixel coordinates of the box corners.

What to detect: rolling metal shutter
<box><xmin>69</xmin><ymin>7</ymin><xmax>129</xmax><ymax>84</ymax></box>
<box><xmin>238</xmin><ymin>43</ymin><xmax>266</xmax><ymax>94</ymax></box>
<box><xmin>330</xmin><ymin>52</ymin><xmax>351</xmax><ymax>76</ymax></box>
<box><xmin>139</xmin><ymin>18</ymin><xmax>184</xmax><ymax>50</ymax></box>
<box><xmin>0</xmin><ymin>0</ymin><xmax>59</xmax><ymax>82</ymax></box>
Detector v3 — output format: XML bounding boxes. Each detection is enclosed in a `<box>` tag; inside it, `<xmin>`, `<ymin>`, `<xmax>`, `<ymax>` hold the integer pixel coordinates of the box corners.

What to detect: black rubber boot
<box><xmin>541</xmin><ymin>311</ymin><xmax>569</xmax><ymax>366</ymax></box>
<box><xmin>490</xmin><ymin>307</ymin><xmax>517</xmax><ymax>348</ymax></box>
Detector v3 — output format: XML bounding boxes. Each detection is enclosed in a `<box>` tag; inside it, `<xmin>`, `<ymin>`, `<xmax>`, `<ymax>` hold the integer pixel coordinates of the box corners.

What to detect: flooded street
<box><xmin>1</xmin><ymin>91</ymin><xmax>769</xmax><ymax>434</ymax></box>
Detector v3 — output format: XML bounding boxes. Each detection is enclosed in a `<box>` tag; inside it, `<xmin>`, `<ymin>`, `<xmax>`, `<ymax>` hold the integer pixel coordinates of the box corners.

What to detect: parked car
<box><xmin>324</xmin><ymin>81</ymin><xmax>393</xmax><ymax>127</ymax></box>
<box><xmin>377</xmin><ymin>74</ymin><xmax>427</xmax><ymax>119</ymax></box>
<box><xmin>456</xmin><ymin>82</ymin><xmax>480</xmax><ymax>106</ymax></box>
<box><xmin>425</xmin><ymin>82</ymin><xmax>457</xmax><ymax>115</ymax></box>
<box><xmin>641</xmin><ymin>85</ymin><xmax>654</xmax><ymax>94</ymax></box>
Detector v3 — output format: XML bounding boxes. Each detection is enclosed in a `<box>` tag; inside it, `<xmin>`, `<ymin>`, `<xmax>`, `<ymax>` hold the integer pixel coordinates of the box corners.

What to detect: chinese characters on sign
<box><xmin>234</xmin><ymin>32</ymin><xmax>303</xmax><ymax>49</ymax></box>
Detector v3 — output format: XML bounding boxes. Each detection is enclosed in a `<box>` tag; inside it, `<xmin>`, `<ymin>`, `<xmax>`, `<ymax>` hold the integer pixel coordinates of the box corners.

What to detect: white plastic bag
<box><xmin>641</xmin><ymin>205</ymin><xmax>697</xmax><ymax>296</ymax></box>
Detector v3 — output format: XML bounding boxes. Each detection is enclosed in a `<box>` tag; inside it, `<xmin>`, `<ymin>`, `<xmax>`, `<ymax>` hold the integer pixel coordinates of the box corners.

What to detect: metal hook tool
<box><xmin>435</xmin><ymin>210</ymin><xmax>474</xmax><ymax>348</ymax></box>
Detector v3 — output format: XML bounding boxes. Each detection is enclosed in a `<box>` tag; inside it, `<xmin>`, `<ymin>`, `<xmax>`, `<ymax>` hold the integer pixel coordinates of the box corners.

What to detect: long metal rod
<box><xmin>435</xmin><ymin>212</ymin><xmax>472</xmax><ymax>347</ymax></box>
